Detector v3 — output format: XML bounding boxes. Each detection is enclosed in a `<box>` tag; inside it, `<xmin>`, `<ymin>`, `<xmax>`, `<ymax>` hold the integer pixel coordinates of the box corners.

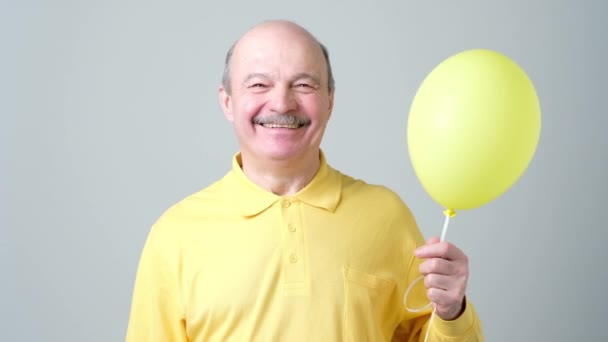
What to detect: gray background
<box><xmin>2</xmin><ymin>0</ymin><xmax>607</xmax><ymax>341</ymax></box>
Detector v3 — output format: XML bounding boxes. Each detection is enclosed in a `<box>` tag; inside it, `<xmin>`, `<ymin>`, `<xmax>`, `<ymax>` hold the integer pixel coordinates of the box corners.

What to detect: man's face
<box><xmin>219</xmin><ymin>25</ymin><xmax>334</xmax><ymax>163</ymax></box>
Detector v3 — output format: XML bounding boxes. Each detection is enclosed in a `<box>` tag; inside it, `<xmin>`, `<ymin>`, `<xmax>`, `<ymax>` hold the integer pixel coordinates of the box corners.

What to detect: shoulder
<box><xmin>170</xmin><ymin>177</ymin><xmax>226</xmax><ymax>215</ymax></box>
<box><xmin>329</xmin><ymin>166</ymin><xmax>421</xmax><ymax>235</ymax></box>
<box><xmin>149</xmin><ymin>173</ymin><xmax>233</xmax><ymax>235</ymax></box>
<box><xmin>334</xmin><ymin>167</ymin><xmax>412</xmax><ymax>213</ymax></box>
<box><xmin>331</xmin><ymin>165</ymin><xmax>425</xmax><ymax>249</ymax></box>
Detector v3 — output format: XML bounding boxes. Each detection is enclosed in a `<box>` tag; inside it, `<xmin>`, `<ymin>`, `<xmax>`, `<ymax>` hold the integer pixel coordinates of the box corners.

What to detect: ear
<box><xmin>327</xmin><ymin>88</ymin><xmax>335</xmax><ymax>120</ymax></box>
<box><xmin>219</xmin><ymin>85</ymin><xmax>234</xmax><ymax>122</ymax></box>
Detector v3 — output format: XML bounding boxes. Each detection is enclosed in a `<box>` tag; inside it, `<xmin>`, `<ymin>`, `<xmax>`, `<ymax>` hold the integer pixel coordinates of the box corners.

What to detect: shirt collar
<box><xmin>226</xmin><ymin>150</ymin><xmax>342</xmax><ymax>217</ymax></box>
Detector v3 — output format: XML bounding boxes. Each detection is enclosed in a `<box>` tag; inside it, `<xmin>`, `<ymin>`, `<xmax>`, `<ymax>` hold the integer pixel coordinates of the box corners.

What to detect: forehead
<box><xmin>230</xmin><ymin>29</ymin><xmax>327</xmax><ymax>82</ymax></box>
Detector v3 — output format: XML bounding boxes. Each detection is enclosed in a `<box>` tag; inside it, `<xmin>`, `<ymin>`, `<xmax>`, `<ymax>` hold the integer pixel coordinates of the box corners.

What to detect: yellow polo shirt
<box><xmin>126</xmin><ymin>152</ymin><xmax>483</xmax><ymax>341</ymax></box>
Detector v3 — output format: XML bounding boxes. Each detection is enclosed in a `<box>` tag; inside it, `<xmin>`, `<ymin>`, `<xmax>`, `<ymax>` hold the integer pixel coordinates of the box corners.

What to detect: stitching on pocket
<box><xmin>342</xmin><ymin>266</ymin><xmax>397</xmax><ymax>342</ymax></box>
<box><xmin>344</xmin><ymin>266</ymin><xmax>396</xmax><ymax>291</ymax></box>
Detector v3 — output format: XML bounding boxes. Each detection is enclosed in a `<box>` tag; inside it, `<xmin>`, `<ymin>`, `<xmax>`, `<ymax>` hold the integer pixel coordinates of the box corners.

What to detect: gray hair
<box><xmin>221</xmin><ymin>40</ymin><xmax>335</xmax><ymax>95</ymax></box>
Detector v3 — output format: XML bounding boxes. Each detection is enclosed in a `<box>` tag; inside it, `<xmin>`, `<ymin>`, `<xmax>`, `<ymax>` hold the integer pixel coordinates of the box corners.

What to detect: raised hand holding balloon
<box><xmin>403</xmin><ymin>49</ymin><xmax>541</xmax><ymax>341</ymax></box>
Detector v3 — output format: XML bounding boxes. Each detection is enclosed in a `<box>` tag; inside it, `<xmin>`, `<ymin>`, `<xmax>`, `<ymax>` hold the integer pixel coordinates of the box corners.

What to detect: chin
<box><xmin>257</xmin><ymin>146</ymin><xmax>309</xmax><ymax>162</ymax></box>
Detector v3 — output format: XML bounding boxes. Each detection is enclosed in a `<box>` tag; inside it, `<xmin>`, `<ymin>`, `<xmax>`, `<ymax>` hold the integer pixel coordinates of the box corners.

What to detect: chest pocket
<box><xmin>342</xmin><ymin>267</ymin><xmax>397</xmax><ymax>342</ymax></box>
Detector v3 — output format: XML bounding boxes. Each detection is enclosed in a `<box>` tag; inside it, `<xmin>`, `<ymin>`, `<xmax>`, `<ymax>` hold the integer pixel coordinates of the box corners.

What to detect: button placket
<box><xmin>289</xmin><ymin>253</ymin><xmax>298</xmax><ymax>263</ymax></box>
<box><xmin>280</xmin><ymin>198</ymin><xmax>306</xmax><ymax>287</ymax></box>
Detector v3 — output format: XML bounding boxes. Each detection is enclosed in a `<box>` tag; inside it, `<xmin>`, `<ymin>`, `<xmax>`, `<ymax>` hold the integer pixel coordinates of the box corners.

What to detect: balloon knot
<box><xmin>443</xmin><ymin>209</ymin><xmax>457</xmax><ymax>217</ymax></box>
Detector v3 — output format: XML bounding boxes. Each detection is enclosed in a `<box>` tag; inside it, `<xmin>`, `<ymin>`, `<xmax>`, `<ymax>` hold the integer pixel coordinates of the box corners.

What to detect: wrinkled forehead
<box><xmin>230</xmin><ymin>29</ymin><xmax>328</xmax><ymax>83</ymax></box>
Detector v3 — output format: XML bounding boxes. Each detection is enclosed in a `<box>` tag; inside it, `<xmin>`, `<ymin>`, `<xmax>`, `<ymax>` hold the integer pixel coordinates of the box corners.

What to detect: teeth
<box><xmin>262</xmin><ymin>123</ymin><xmax>301</xmax><ymax>129</ymax></box>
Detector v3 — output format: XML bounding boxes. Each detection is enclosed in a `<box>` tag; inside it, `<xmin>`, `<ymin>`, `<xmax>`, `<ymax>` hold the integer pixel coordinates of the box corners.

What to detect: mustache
<box><xmin>252</xmin><ymin>113</ymin><xmax>311</xmax><ymax>126</ymax></box>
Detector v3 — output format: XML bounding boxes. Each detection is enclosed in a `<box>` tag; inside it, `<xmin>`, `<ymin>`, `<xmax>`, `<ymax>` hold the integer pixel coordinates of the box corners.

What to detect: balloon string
<box><xmin>403</xmin><ymin>209</ymin><xmax>454</xmax><ymax>342</ymax></box>
<box><xmin>439</xmin><ymin>209</ymin><xmax>454</xmax><ymax>242</ymax></box>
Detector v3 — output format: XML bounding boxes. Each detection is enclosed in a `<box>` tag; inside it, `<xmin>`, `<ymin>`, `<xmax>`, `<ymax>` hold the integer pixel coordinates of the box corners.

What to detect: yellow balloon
<box><xmin>407</xmin><ymin>49</ymin><xmax>541</xmax><ymax>210</ymax></box>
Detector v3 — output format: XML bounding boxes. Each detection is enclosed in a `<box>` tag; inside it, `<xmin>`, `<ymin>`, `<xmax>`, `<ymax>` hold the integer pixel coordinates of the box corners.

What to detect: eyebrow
<box><xmin>242</xmin><ymin>72</ymin><xmax>321</xmax><ymax>85</ymax></box>
<box><xmin>291</xmin><ymin>72</ymin><xmax>320</xmax><ymax>85</ymax></box>
<box><xmin>243</xmin><ymin>73</ymin><xmax>270</xmax><ymax>84</ymax></box>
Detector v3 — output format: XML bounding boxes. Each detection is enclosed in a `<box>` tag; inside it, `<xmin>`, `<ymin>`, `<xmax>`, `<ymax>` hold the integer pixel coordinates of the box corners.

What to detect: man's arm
<box><xmin>394</xmin><ymin>239</ymin><xmax>484</xmax><ymax>341</ymax></box>
<box><xmin>393</xmin><ymin>297</ymin><xmax>483</xmax><ymax>341</ymax></box>
<box><xmin>126</xmin><ymin>224</ymin><xmax>188</xmax><ymax>341</ymax></box>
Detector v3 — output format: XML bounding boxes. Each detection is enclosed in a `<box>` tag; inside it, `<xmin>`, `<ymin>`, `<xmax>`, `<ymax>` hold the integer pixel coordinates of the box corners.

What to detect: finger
<box><xmin>426</xmin><ymin>287</ymin><xmax>465</xmax><ymax>307</ymax></box>
<box><xmin>426</xmin><ymin>236</ymin><xmax>440</xmax><ymax>245</ymax></box>
<box><xmin>415</xmin><ymin>241</ymin><xmax>467</xmax><ymax>261</ymax></box>
<box><xmin>423</xmin><ymin>273</ymin><xmax>451</xmax><ymax>291</ymax></box>
<box><xmin>419</xmin><ymin>258</ymin><xmax>455</xmax><ymax>276</ymax></box>
<box><xmin>428</xmin><ymin>289</ymin><xmax>466</xmax><ymax>321</ymax></box>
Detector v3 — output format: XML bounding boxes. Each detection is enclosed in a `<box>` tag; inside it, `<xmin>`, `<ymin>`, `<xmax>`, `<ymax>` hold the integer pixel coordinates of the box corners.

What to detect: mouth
<box><xmin>253</xmin><ymin>114</ymin><xmax>311</xmax><ymax>129</ymax></box>
<box><xmin>258</xmin><ymin>123</ymin><xmax>306</xmax><ymax>129</ymax></box>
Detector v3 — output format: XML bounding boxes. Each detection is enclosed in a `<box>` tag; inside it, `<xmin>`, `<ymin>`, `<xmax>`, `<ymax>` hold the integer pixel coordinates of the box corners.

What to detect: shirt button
<box><xmin>289</xmin><ymin>254</ymin><xmax>298</xmax><ymax>263</ymax></box>
<box><xmin>288</xmin><ymin>224</ymin><xmax>296</xmax><ymax>232</ymax></box>
<box><xmin>281</xmin><ymin>200</ymin><xmax>291</xmax><ymax>208</ymax></box>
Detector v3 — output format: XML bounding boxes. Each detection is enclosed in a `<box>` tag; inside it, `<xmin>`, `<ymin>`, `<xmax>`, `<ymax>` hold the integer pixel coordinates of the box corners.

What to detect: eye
<box><xmin>249</xmin><ymin>83</ymin><xmax>266</xmax><ymax>88</ymax></box>
<box><xmin>294</xmin><ymin>83</ymin><xmax>318</xmax><ymax>92</ymax></box>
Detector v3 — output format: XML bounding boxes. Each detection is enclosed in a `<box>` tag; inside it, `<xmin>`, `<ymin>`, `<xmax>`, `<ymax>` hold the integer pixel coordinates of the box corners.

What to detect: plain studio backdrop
<box><xmin>2</xmin><ymin>1</ymin><xmax>606</xmax><ymax>341</ymax></box>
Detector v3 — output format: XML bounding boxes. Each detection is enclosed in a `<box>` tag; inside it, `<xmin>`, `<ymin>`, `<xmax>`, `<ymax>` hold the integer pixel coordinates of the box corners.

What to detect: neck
<box><xmin>239</xmin><ymin>150</ymin><xmax>321</xmax><ymax>196</ymax></box>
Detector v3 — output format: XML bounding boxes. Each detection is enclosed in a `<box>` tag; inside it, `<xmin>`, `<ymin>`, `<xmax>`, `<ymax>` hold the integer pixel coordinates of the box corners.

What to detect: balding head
<box><xmin>221</xmin><ymin>20</ymin><xmax>335</xmax><ymax>95</ymax></box>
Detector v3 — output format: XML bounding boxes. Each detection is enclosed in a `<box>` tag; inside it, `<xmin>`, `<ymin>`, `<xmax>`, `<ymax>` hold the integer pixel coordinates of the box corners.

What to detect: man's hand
<box><xmin>415</xmin><ymin>237</ymin><xmax>469</xmax><ymax>321</ymax></box>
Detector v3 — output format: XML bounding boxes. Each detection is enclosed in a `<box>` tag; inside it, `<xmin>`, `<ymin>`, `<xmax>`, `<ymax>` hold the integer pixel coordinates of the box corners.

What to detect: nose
<box><xmin>268</xmin><ymin>85</ymin><xmax>297</xmax><ymax>114</ymax></box>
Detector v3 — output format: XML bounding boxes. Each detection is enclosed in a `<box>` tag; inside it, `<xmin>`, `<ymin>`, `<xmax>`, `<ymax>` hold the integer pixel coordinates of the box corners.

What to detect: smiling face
<box><xmin>219</xmin><ymin>22</ymin><xmax>334</xmax><ymax>164</ymax></box>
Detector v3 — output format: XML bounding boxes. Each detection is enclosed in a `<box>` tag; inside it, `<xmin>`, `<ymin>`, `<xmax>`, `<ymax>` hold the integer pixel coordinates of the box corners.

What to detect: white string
<box><xmin>403</xmin><ymin>212</ymin><xmax>452</xmax><ymax>342</ymax></box>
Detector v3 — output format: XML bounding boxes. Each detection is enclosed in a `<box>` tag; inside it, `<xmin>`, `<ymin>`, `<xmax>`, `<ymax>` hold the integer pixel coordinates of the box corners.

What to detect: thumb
<box><xmin>426</xmin><ymin>236</ymin><xmax>441</xmax><ymax>245</ymax></box>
